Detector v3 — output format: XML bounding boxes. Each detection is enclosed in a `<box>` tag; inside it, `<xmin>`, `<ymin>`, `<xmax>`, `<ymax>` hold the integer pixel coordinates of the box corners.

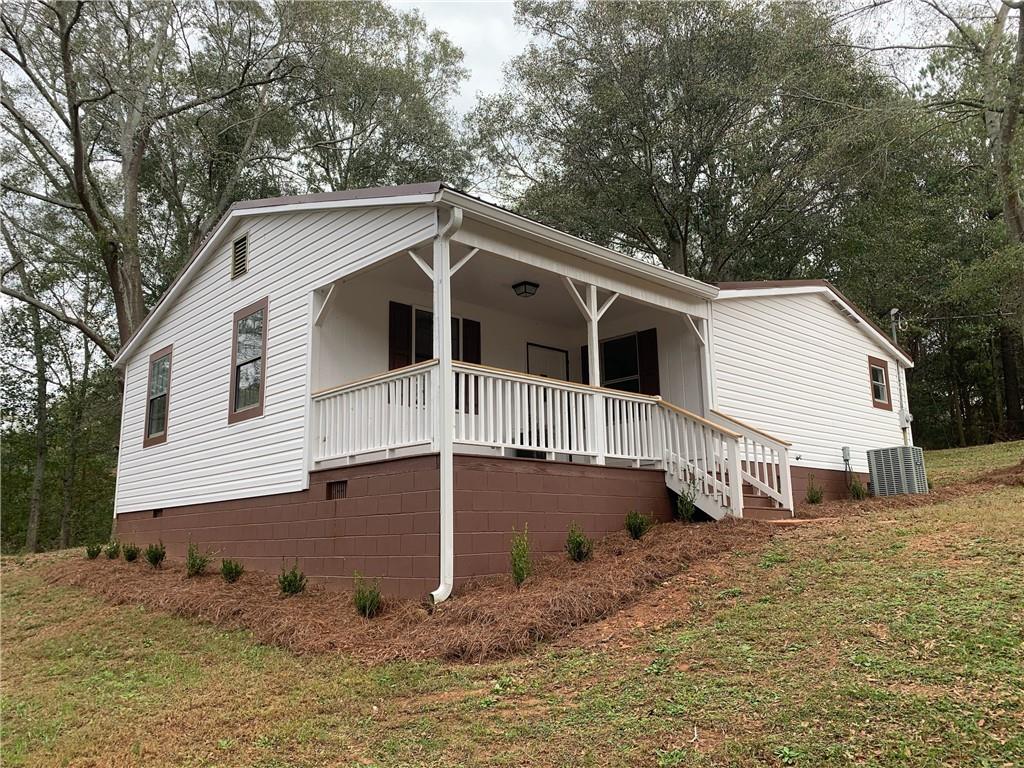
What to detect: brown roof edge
<box><xmin>231</xmin><ymin>181</ymin><xmax>444</xmax><ymax>212</ymax></box>
<box><xmin>715</xmin><ymin>279</ymin><xmax>913</xmax><ymax>364</ymax></box>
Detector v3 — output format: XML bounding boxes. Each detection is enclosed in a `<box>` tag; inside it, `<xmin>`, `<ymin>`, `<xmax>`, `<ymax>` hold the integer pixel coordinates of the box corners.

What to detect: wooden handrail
<box><xmin>452</xmin><ymin>360</ymin><xmax>660</xmax><ymax>403</ymax></box>
<box><xmin>709</xmin><ymin>408</ymin><xmax>792</xmax><ymax>447</ymax></box>
<box><xmin>311</xmin><ymin>359</ymin><xmax>438</xmax><ymax>399</ymax></box>
<box><xmin>657</xmin><ymin>399</ymin><xmax>742</xmax><ymax>439</ymax></box>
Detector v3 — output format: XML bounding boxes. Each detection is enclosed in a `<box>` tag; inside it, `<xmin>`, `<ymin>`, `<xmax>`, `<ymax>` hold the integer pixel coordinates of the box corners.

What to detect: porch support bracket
<box><xmin>313</xmin><ymin>284</ymin><xmax>335</xmax><ymax>327</ymax></box>
<box><xmin>686</xmin><ymin>314</ymin><xmax>706</xmax><ymax>346</ymax></box>
<box><xmin>449</xmin><ymin>247</ymin><xmax>479</xmax><ymax>277</ymax></box>
<box><xmin>408</xmin><ymin>249</ymin><xmax>434</xmax><ymax>280</ymax></box>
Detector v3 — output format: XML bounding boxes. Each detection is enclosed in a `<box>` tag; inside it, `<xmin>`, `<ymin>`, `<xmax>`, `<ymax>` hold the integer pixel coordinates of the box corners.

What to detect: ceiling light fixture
<box><xmin>513</xmin><ymin>280</ymin><xmax>539</xmax><ymax>298</ymax></box>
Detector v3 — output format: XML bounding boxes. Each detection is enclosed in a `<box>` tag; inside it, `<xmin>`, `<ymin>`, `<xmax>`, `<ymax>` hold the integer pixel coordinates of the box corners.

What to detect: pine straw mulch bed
<box><xmin>44</xmin><ymin>518</ymin><xmax>771</xmax><ymax>664</ymax></box>
<box><xmin>43</xmin><ymin>460</ymin><xmax>1022</xmax><ymax>664</ymax></box>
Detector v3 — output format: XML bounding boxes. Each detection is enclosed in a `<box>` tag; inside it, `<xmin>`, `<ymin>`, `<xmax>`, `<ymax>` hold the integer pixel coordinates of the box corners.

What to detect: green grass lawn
<box><xmin>924</xmin><ymin>438</ymin><xmax>1023</xmax><ymax>487</ymax></box>
<box><xmin>2</xmin><ymin>446</ymin><xmax>1022</xmax><ymax>767</ymax></box>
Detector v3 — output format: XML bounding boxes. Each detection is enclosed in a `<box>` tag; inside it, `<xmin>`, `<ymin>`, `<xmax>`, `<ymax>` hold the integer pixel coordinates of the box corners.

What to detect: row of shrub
<box><xmin>803</xmin><ymin>473</ymin><xmax>869</xmax><ymax>504</ymax></box>
<box><xmin>85</xmin><ymin>540</ymin><xmax>381</xmax><ymax>618</ymax></box>
<box><xmin>510</xmin><ymin>508</ymin><xmax>659</xmax><ymax>587</ymax></box>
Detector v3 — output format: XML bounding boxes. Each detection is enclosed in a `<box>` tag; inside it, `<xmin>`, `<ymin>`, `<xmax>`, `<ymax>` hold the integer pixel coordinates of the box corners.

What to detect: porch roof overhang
<box><xmin>435</xmin><ymin>188</ymin><xmax>718</xmax><ymax>307</ymax></box>
<box><xmin>114</xmin><ymin>181</ymin><xmax>717</xmax><ymax>365</ymax></box>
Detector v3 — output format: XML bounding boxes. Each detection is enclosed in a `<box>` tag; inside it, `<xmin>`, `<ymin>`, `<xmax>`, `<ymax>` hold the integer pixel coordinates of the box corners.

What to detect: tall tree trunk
<box><xmin>59</xmin><ymin>338</ymin><xmax>91</xmax><ymax>548</ymax></box>
<box><xmin>17</xmin><ymin>262</ymin><xmax>47</xmax><ymax>552</ymax></box>
<box><xmin>1000</xmin><ymin>326</ymin><xmax>1023</xmax><ymax>438</ymax></box>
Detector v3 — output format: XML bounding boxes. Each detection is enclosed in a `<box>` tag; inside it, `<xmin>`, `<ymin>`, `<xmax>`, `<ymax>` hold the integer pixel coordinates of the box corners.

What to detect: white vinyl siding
<box><xmin>711</xmin><ymin>291</ymin><xmax>908</xmax><ymax>473</ymax></box>
<box><xmin>114</xmin><ymin>205</ymin><xmax>435</xmax><ymax>513</ymax></box>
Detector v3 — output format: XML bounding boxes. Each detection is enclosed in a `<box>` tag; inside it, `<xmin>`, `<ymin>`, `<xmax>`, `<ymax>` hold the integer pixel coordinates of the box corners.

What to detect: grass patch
<box><xmin>925</xmin><ymin>439</ymin><xmax>1023</xmax><ymax>487</ymax></box>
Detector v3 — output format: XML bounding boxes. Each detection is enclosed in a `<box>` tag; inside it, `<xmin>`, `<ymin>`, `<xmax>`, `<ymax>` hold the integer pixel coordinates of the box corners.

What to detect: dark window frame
<box><xmin>228</xmin><ymin>296</ymin><xmax>269</xmax><ymax>424</ymax></box>
<box><xmin>143</xmin><ymin>344</ymin><xmax>173</xmax><ymax>447</ymax></box>
<box><xmin>867</xmin><ymin>355</ymin><xmax>893</xmax><ymax>411</ymax></box>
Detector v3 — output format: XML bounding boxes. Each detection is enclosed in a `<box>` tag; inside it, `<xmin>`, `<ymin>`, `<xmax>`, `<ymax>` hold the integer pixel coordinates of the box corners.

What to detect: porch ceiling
<box><xmin>347</xmin><ymin>247</ymin><xmax>671</xmax><ymax>328</ymax></box>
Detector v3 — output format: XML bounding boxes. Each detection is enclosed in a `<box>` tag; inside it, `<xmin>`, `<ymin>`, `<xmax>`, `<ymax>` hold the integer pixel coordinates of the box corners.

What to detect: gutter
<box><xmin>429</xmin><ymin>203</ymin><xmax>463</xmax><ymax>605</ymax></box>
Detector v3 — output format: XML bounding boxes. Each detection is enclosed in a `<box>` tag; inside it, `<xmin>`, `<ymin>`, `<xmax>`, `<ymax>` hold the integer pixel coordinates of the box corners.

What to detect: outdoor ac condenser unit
<box><xmin>866</xmin><ymin>446</ymin><xmax>929</xmax><ymax>496</ymax></box>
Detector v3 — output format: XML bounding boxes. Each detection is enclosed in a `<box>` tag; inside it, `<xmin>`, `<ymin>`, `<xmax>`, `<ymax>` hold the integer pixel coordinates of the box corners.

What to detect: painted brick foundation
<box><xmin>791</xmin><ymin>466</ymin><xmax>867</xmax><ymax>506</ymax></box>
<box><xmin>114</xmin><ymin>453</ymin><xmax>673</xmax><ymax>599</ymax></box>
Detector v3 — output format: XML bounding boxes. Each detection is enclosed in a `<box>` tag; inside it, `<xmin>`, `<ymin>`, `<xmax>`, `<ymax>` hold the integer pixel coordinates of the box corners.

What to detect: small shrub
<box><xmin>221</xmin><ymin>558</ymin><xmax>244</xmax><ymax>583</ymax></box>
<box><xmin>278</xmin><ymin>561</ymin><xmax>307</xmax><ymax>596</ymax></box>
<box><xmin>144</xmin><ymin>541</ymin><xmax>166</xmax><ymax>569</ymax></box>
<box><xmin>185</xmin><ymin>541</ymin><xmax>211</xmax><ymax>578</ymax></box>
<box><xmin>674</xmin><ymin>480</ymin><xmax>698</xmax><ymax>521</ymax></box>
<box><xmin>85</xmin><ymin>544</ymin><xmax>102</xmax><ymax>560</ymax></box>
<box><xmin>625</xmin><ymin>510</ymin><xmax>652</xmax><ymax>540</ymax></box>
<box><xmin>805</xmin><ymin>474</ymin><xmax>824</xmax><ymax>505</ymax></box>
<box><xmin>849</xmin><ymin>476</ymin><xmax>868</xmax><ymax>500</ymax></box>
<box><xmin>510</xmin><ymin>526</ymin><xmax>531</xmax><ymax>588</ymax></box>
<box><xmin>104</xmin><ymin>540</ymin><xmax>121</xmax><ymax>559</ymax></box>
<box><xmin>564</xmin><ymin>522</ymin><xmax>593</xmax><ymax>563</ymax></box>
<box><xmin>353</xmin><ymin>572</ymin><xmax>383</xmax><ymax>618</ymax></box>
<box><xmin>122</xmin><ymin>543</ymin><xmax>140</xmax><ymax>562</ymax></box>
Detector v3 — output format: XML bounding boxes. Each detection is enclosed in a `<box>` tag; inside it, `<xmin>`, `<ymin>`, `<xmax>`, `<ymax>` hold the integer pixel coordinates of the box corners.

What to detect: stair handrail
<box><xmin>709</xmin><ymin>408</ymin><xmax>794</xmax><ymax>514</ymax></box>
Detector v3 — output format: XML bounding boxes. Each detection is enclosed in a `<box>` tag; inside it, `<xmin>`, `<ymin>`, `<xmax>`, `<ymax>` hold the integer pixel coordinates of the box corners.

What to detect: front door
<box><xmin>527</xmin><ymin>343</ymin><xmax>569</xmax><ymax>381</ymax></box>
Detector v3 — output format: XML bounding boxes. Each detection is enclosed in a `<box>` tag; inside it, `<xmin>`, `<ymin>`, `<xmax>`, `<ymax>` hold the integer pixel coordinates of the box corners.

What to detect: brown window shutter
<box><xmin>637</xmin><ymin>328</ymin><xmax>660</xmax><ymax>396</ymax></box>
<box><xmin>388</xmin><ymin>301</ymin><xmax>412</xmax><ymax>370</ymax></box>
<box><xmin>462</xmin><ymin>318</ymin><xmax>481</xmax><ymax>364</ymax></box>
<box><xmin>580</xmin><ymin>345</ymin><xmax>589</xmax><ymax>384</ymax></box>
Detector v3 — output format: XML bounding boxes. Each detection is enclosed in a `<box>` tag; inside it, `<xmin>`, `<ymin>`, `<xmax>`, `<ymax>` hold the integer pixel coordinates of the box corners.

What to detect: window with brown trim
<box><xmin>868</xmin><ymin>355</ymin><xmax>892</xmax><ymax>411</ymax></box>
<box><xmin>228</xmin><ymin>297</ymin><xmax>268</xmax><ymax>423</ymax></box>
<box><xmin>143</xmin><ymin>345</ymin><xmax>173</xmax><ymax>447</ymax></box>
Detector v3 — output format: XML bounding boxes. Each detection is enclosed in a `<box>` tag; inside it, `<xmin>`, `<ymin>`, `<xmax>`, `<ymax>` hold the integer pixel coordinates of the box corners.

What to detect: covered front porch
<box><xmin>305</xmin><ymin>210</ymin><xmax>793</xmax><ymax>529</ymax></box>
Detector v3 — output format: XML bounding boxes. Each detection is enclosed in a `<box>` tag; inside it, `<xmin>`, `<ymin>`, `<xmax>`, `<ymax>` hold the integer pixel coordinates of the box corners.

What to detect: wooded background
<box><xmin>2</xmin><ymin>0</ymin><xmax>1022</xmax><ymax>552</ymax></box>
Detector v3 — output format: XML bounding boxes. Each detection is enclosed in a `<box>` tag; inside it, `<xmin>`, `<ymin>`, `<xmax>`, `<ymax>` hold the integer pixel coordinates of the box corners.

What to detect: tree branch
<box><xmin>0</xmin><ymin>284</ymin><xmax>116</xmax><ymax>359</ymax></box>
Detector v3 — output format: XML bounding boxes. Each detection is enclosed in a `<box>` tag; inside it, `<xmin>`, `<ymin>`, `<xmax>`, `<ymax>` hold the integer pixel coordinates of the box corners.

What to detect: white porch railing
<box><xmin>710</xmin><ymin>409</ymin><xmax>794</xmax><ymax>512</ymax></box>
<box><xmin>452</xmin><ymin>363</ymin><xmax>596</xmax><ymax>457</ymax></box>
<box><xmin>312</xmin><ymin>361</ymin><xmax>792</xmax><ymax>518</ymax></box>
<box><xmin>311</xmin><ymin>360</ymin><xmax>436</xmax><ymax>463</ymax></box>
<box><xmin>659</xmin><ymin>401</ymin><xmax>742</xmax><ymax>517</ymax></box>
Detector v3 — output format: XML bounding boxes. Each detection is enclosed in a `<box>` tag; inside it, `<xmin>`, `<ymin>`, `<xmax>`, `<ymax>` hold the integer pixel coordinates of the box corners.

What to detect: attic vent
<box><xmin>231</xmin><ymin>235</ymin><xmax>248</xmax><ymax>279</ymax></box>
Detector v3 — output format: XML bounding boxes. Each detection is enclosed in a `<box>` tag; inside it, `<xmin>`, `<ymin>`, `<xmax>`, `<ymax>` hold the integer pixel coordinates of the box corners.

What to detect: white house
<box><xmin>112</xmin><ymin>182</ymin><xmax>914</xmax><ymax>599</ymax></box>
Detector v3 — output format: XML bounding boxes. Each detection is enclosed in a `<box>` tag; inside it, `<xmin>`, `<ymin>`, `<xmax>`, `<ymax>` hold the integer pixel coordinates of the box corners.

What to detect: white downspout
<box><xmin>431</xmin><ymin>205</ymin><xmax>462</xmax><ymax>604</ymax></box>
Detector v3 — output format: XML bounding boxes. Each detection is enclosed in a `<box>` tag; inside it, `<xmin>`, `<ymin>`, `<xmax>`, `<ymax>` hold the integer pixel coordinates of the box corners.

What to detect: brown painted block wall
<box><xmin>115</xmin><ymin>455</ymin><xmax>441</xmax><ymax>598</ymax></box>
<box><xmin>451</xmin><ymin>455</ymin><xmax>672</xmax><ymax>588</ymax></box>
<box><xmin>791</xmin><ymin>466</ymin><xmax>867</xmax><ymax>506</ymax></box>
<box><xmin>114</xmin><ymin>453</ymin><xmax>674</xmax><ymax>599</ymax></box>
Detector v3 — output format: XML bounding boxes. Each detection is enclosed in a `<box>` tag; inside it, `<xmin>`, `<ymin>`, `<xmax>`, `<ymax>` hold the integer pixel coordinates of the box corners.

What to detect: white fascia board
<box><xmin>439</xmin><ymin>190</ymin><xmax>719</xmax><ymax>301</ymax></box>
<box><xmin>717</xmin><ymin>286</ymin><xmax>913</xmax><ymax>368</ymax></box>
<box><xmin>113</xmin><ymin>193</ymin><xmax>440</xmax><ymax>367</ymax></box>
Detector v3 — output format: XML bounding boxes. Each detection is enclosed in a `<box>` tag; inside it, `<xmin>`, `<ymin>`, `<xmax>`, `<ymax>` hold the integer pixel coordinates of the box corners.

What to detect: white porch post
<box><xmin>430</xmin><ymin>207</ymin><xmax>462</xmax><ymax>604</ymax></box>
<box><xmin>586</xmin><ymin>285</ymin><xmax>607</xmax><ymax>465</ymax></box>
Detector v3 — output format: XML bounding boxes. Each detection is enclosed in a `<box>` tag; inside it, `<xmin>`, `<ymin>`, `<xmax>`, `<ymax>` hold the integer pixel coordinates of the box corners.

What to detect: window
<box><xmin>229</xmin><ymin>297</ymin><xmax>268</xmax><ymax>423</ymax></box>
<box><xmin>387</xmin><ymin>301</ymin><xmax>480</xmax><ymax>368</ymax></box>
<box><xmin>231</xmin><ymin>235</ymin><xmax>248</xmax><ymax>279</ymax></box>
<box><xmin>582</xmin><ymin>328</ymin><xmax>660</xmax><ymax>396</ymax></box>
<box><xmin>414</xmin><ymin>308</ymin><xmax>461</xmax><ymax>363</ymax></box>
<box><xmin>868</xmin><ymin>355</ymin><xmax>892</xmax><ymax>410</ymax></box>
<box><xmin>601</xmin><ymin>334</ymin><xmax>641</xmax><ymax>393</ymax></box>
<box><xmin>143</xmin><ymin>345</ymin><xmax>172</xmax><ymax>447</ymax></box>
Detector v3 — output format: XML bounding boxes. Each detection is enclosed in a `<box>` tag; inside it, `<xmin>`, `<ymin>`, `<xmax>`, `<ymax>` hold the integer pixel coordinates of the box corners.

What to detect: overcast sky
<box><xmin>390</xmin><ymin>1</ymin><xmax>530</xmax><ymax>115</ymax></box>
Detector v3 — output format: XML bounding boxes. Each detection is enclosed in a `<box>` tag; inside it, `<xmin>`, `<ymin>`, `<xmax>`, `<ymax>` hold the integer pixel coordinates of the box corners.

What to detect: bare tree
<box><xmin>1</xmin><ymin>0</ymin><xmax>295</xmax><ymax>351</ymax></box>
